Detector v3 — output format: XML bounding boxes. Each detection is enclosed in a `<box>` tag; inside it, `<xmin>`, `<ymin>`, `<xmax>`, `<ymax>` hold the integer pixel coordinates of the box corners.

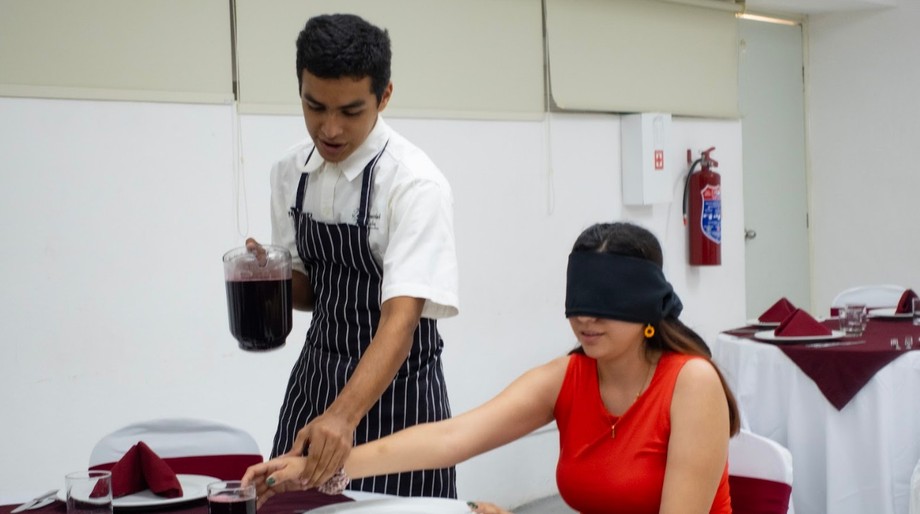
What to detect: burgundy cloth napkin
<box><xmin>895</xmin><ymin>289</ymin><xmax>918</xmax><ymax>314</ymax></box>
<box><xmin>729</xmin><ymin>475</ymin><xmax>792</xmax><ymax>514</ymax></box>
<box><xmin>107</xmin><ymin>441</ymin><xmax>183</xmax><ymax>498</ymax></box>
<box><xmin>758</xmin><ymin>297</ymin><xmax>796</xmax><ymax>323</ymax></box>
<box><xmin>774</xmin><ymin>309</ymin><xmax>831</xmax><ymax>337</ymax></box>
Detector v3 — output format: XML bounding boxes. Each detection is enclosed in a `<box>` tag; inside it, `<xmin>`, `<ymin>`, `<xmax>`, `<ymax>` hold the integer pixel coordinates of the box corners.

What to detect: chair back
<box><xmin>89</xmin><ymin>418</ymin><xmax>263</xmax><ymax>480</ymax></box>
<box><xmin>830</xmin><ymin>284</ymin><xmax>905</xmax><ymax>313</ymax></box>
<box><xmin>728</xmin><ymin>429</ymin><xmax>794</xmax><ymax>514</ymax></box>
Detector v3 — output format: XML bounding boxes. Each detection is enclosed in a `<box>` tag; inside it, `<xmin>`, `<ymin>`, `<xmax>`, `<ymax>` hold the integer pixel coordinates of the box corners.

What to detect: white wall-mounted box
<box><xmin>621</xmin><ymin>112</ymin><xmax>673</xmax><ymax>205</ymax></box>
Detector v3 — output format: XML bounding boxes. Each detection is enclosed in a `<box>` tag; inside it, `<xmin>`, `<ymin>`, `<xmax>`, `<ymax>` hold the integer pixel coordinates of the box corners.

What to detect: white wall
<box><xmin>806</xmin><ymin>2</ymin><xmax>920</xmax><ymax>311</ymax></box>
<box><xmin>0</xmin><ymin>97</ymin><xmax>746</xmax><ymax>507</ymax></box>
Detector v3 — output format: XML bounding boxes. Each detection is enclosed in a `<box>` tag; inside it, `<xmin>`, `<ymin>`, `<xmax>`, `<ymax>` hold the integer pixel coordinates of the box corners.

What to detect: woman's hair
<box><xmin>295</xmin><ymin>14</ymin><xmax>392</xmax><ymax>102</ymax></box>
<box><xmin>570</xmin><ymin>222</ymin><xmax>740</xmax><ymax>435</ymax></box>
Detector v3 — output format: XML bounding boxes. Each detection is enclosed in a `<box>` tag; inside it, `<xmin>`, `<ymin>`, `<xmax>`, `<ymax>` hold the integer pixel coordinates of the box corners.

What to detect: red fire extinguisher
<box><xmin>682</xmin><ymin>147</ymin><xmax>721</xmax><ymax>266</ymax></box>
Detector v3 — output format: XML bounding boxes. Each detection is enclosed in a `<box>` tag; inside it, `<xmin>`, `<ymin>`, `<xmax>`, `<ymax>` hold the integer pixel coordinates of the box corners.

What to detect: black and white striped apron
<box><xmin>271</xmin><ymin>144</ymin><xmax>456</xmax><ymax>498</ymax></box>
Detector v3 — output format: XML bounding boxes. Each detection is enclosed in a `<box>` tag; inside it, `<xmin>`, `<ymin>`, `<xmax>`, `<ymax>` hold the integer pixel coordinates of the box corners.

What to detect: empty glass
<box><xmin>840</xmin><ymin>303</ymin><xmax>867</xmax><ymax>336</ymax></box>
<box><xmin>65</xmin><ymin>471</ymin><xmax>112</xmax><ymax>514</ymax></box>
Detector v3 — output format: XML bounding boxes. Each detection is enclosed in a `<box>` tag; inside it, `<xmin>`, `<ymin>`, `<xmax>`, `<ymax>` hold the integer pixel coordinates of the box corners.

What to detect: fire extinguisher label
<box><xmin>700</xmin><ymin>184</ymin><xmax>721</xmax><ymax>244</ymax></box>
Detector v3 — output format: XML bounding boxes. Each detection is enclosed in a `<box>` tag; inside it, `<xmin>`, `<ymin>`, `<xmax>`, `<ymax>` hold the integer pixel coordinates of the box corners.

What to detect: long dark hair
<box><xmin>569</xmin><ymin>222</ymin><xmax>740</xmax><ymax>435</ymax></box>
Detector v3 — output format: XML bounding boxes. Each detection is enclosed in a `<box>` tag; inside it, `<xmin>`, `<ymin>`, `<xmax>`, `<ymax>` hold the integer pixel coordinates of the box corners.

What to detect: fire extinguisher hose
<box><xmin>682</xmin><ymin>158</ymin><xmax>702</xmax><ymax>226</ymax></box>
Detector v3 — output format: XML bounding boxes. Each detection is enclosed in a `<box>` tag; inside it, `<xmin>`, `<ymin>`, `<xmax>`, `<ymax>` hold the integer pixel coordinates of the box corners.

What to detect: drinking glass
<box><xmin>223</xmin><ymin>245</ymin><xmax>293</xmax><ymax>351</ymax></box>
<box><xmin>840</xmin><ymin>303</ymin><xmax>867</xmax><ymax>336</ymax></box>
<box><xmin>912</xmin><ymin>298</ymin><xmax>920</xmax><ymax>327</ymax></box>
<box><xmin>207</xmin><ymin>481</ymin><xmax>255</xmax><ymax>514</ymax></box>
<box><xmin>905</xmin><ymin>335</ymin><xmax>914</xmax><ymax>350</ymax></box>
<box><xmin>65</xmin><ymin>471</ymin><xmax>112</xmax><ymax>514</ymax></box>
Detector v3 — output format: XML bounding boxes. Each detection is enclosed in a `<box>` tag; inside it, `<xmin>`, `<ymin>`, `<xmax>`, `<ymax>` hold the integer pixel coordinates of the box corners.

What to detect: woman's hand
<box><xmin>241</xmin><ymin>456</ymin><xmax>309</xmax><ymax>508</ymax></box>
<box><xmin>466</xmin><ymin>501</ymin><xmax>512</xmax><ymax>514</ymax></box>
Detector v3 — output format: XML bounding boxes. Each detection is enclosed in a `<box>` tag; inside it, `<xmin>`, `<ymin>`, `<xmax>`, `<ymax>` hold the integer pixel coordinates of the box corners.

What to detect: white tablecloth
<box><xmin>713</xmin><ymin>333</ymin><xmax>920</xmax><ymax>514</ymax></box>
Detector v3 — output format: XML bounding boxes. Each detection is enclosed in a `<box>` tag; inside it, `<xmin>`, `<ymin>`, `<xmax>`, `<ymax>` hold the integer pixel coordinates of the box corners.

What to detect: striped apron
<box><xmin>271</xmin><ymin>145</ymin><xmax>456</xmax><ymax>498</ymax></box>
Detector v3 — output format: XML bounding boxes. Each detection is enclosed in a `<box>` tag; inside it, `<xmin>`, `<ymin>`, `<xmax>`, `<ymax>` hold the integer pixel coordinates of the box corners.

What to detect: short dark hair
<box><xmin>295</xmin><ymin>14</ymin><xmax>392</xmax><ymax>102</ymax></box>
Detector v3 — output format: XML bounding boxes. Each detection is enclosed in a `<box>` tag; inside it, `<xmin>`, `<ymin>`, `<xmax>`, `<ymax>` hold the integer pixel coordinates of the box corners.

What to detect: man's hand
<box><xmin>287</xmin><ymin>411</ymin><xmax>356</xmax><ymax>489</ymax></box>
<box><xmin>245</xmin><ymin>237</ymin><xmax>267</xmax><ymax>266</ymax></box>
<box><xmin>241</xmin><ymin>456</ymin><xmax>308</xmax><ymax>509</ymax></box>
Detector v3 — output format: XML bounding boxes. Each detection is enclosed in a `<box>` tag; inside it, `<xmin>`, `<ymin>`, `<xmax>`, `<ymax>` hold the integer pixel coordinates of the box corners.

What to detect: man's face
<box><xmin>300</xmin><ymin>71</ymin><xmax>392</xmax><ymax>163</ymax></box>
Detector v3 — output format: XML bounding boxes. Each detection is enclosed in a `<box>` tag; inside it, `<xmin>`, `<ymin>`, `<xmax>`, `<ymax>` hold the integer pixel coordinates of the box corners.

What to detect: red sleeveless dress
<box><xmin>554</xmin><ymin>352</ymin><xmax>732</xmax><ymax>513</ymax></box>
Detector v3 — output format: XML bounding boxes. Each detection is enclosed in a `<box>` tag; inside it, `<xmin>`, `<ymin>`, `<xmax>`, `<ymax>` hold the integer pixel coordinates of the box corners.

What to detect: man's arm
<box><xmin>286</xmin><ymin>295</ymin><xmax>424</xmax><ymax>486</ymax></box>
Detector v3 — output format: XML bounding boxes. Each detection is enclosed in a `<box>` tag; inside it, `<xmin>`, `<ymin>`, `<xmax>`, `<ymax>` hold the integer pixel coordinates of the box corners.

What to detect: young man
<box><xmin>250</xmin><ymin>13</ymin><xmax>460</xmax><ymax>498</ymax></box>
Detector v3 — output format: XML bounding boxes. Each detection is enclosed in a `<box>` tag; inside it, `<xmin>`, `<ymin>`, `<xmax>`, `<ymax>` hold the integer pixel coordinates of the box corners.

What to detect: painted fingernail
<box><xmin>466</xmin><ymin>501</ymin><xmax>479</xmax><ymax>510</ymax></box>
<box><xmin>266</xmin><ymin>476</ymin><xmax>276</xmax><ymax>487</ymax></box>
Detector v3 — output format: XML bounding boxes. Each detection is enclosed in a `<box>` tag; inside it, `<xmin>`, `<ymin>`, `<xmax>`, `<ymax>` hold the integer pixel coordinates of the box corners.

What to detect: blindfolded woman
<box><xmin>244</xmin><ymin>221</ymin><xmax>740</xmax><ymax>514</ymax></box>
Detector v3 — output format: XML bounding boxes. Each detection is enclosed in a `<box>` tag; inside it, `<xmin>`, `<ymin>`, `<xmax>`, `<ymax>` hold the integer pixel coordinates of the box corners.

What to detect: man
<box><xmin>247</xmin><ymin>13</ymin><xmax>459</xmax><ymax>498</ymax></box>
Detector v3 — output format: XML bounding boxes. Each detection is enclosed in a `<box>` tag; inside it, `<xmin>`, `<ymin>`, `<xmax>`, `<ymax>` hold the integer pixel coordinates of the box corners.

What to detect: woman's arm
<box><xmin>243</xmin><ymin>355</ymin><xmax>569</xmax><ymax>498</ymax></box>
<box><xmin>346</xmin><ymin>355</ymin><xmax>568</xmax><ymax>478</ymax></box>
<box><xmin>659</xmin><ymin>358</ymin><xmax>730</xmax><ymax>514</ymax></box>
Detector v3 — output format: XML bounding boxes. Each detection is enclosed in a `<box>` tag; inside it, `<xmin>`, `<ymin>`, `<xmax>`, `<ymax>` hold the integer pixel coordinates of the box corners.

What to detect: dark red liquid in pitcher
<box><xmin>225</xmin><ymin>278</ymin><xmax>292</xmax><ymax>351</ymax></box>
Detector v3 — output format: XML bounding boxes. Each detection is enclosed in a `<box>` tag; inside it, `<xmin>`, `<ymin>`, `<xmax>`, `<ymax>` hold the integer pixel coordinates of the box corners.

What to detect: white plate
<box><xmin>58</xmin><ymin>474</ymin><xmax>217</xmax><ymax>509</ymax></box>
<box><xmin>746</xmin><ymin>318</ymin><xmax>781</xmax><ymax>327</ymax></box>
<box><xmin>868</xmin><ymin>307</ymin><xmax>912</xmax><ymax>319</ymax></box>
<box><xmin>753</xmin><ymin>329</ymin><xmax>845</xmax><ymax>343</ymax></box>
<box><xmin>309</xmin><ymin>497</ymin><xmax>471</xmax><ymax>513</ymax></box>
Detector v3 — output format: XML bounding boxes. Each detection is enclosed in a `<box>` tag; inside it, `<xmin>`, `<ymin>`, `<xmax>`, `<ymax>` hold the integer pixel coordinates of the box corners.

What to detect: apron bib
<box><xmin>271</xmin><ymin>145</ymin><xmax>456</xmax><ymax>498</ymax></box>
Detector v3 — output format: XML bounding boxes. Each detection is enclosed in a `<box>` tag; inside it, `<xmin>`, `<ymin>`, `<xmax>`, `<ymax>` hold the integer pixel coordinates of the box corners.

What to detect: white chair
<box><xmin>728</xmin><ymin>429</ymin><xmax>794</xmax><ymax>514</ymax></box>
<box><xmin>831</xmin><ymin>284</ymin><xmax>906</xmax><ymax>311</ymax></box>
<box><xmin>89</xmin><ymin>418</ymin><xmax>264</xmax><ymax>480</ymax></box>
<box><xmin>910</xmin><ymin>458</ymin><xmax>920</xmax><ymax>514</ymax></box>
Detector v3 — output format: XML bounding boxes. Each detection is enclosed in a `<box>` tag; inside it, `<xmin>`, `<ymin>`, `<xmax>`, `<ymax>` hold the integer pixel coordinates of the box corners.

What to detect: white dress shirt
<box><xmin>270</xmin><ymin>116</ymin><xmax>459</xmax><ymax>319</ymax></box>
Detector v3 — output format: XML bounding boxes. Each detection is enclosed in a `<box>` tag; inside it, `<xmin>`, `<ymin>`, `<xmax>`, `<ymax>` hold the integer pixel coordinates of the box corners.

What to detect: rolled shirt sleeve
<box><xmin>381</xmin><ymin>172</ymin><xmax>459</xmax><ymax>320</ymax></box>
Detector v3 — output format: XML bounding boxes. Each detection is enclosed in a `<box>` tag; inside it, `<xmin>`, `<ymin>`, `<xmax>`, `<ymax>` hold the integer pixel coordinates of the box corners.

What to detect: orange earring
<box><xmin>644</xmin><ymin>324</ymin><xmax>655</xmax><ymax>338</ymax></box>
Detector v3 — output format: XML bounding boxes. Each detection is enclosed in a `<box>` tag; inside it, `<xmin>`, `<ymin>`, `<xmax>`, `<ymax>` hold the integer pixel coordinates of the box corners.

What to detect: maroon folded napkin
<box><xmin>895</xmin><ymin>289</ymin><xmax>918</xmax><ymax>314</ymax></box>
<box><xmin>107</xmin><ymin>441</ymin><xmax>183</xmax><ymax>498</ymax></box>
<box><xmin>758</xmin><ymin>297</ymin><xmax>796</xmax><ymax>323</ymax></box>
<box><xmin>774</xmin><ymin>309</ymin><xmax>832</xmax><ymax>337</ymax></box>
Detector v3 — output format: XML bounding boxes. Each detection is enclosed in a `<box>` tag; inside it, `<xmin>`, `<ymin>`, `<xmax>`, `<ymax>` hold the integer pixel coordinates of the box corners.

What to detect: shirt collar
<box><xmin>301</xmin><ymin>116</ymin><xmax>390</xmax><ymax>182</ymax></box>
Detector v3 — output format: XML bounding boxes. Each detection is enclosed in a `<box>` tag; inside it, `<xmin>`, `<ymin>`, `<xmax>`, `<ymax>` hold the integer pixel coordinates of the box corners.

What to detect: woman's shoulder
<box><xmin>668</xmin><ymin>353</ymin><xmax>723</xmax><ymax>394</ymax></box>
<box><xmin>520</xmin><ymin>355</ymin><xmax>573</xmax><ymax>400</ymax></box>
<box><xmin>661</xmin><ymin>351</ymin><xmax>714</xmax><ymax>370</ymax></box>
<box><xmin>534</xmin><ymin>354</ymin><xmax>573</xmax><ymax>380</ymax></box>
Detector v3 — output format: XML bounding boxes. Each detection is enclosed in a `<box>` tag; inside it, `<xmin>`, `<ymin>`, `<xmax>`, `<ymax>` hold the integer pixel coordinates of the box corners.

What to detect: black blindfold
<box><xmin>565</xmin><ymin>252</ymin><xmax>683</xmax><ymax>323</ymax></box>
